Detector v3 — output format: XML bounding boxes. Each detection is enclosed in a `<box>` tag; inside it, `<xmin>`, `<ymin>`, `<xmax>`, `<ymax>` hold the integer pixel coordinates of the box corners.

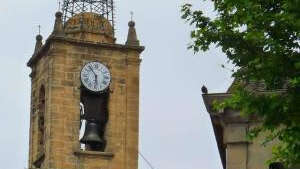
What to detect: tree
<box><xmin>182</xmin><ymin>0</ymin><xmax>300</xmax><ymax>166</ymax></box>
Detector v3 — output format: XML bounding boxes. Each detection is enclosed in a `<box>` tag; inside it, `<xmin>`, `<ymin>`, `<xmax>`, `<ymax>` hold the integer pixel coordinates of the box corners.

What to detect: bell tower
<box><xmin>27</xmin><ymin>1</ymin><xmax>144</xmax><ymax>169</ymax></box>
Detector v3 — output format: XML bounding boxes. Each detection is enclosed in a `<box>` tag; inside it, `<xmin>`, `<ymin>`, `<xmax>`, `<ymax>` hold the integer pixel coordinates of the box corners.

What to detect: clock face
<box><xmin>80</xmin><ymin>61</ymin><xmax>111</xmax><ymax>92</ymax></box>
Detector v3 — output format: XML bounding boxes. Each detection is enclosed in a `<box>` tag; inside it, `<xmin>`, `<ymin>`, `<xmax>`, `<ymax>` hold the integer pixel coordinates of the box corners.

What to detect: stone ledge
<box><xmin>225</xmin><ymin>141</ymin><xmax>250</xmax><ymax>145</ymax></box>
<box><xmin>27</xmin><ymin>36</ymin><xmax>145</xmax><ymax>67</ymax></box>
<box><xmin>74</xmin><ymin>150</ymin><xmax>114</xmax><ymax>158</ymax></box>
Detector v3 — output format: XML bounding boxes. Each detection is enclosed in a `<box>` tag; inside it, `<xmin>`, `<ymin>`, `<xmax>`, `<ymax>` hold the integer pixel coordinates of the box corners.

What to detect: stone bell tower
<box><xmin>27</xmin><ymin>1</ymin><xmax>144</xmax><ymax>169</ymax></box>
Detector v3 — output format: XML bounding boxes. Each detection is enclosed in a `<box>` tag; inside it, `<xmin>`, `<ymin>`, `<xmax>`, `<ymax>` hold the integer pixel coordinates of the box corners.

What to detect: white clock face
<box><xmin>80</xmin><ymin>62</ymin><xmax>111</xmax><ymax>92</ymax></box>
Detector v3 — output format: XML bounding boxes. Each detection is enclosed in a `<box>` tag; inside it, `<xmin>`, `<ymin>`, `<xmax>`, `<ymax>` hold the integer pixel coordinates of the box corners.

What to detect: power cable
<box><xmin>139</xmin><ymin>151</ymin><xmax>156</xmax><ymax>169</ymax></box>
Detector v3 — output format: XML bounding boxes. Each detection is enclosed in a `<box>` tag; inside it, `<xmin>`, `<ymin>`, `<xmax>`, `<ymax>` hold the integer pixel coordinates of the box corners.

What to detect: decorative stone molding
<box><xmin>27</xmin><ymin>36</ymin><xmax>145</xmax><ymax>67</ymax></box>
<box><xmin>74</xmin><ymin>150</ymin><xmax>114</xmax><ymax>159</ymax></box>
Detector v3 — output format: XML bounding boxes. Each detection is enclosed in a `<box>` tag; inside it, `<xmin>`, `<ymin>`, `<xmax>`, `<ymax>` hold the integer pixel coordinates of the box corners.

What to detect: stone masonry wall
<box><xmin>29</xmin><ymin>49</ymin><xmax>54</xmax><ymax>169</ymax></box>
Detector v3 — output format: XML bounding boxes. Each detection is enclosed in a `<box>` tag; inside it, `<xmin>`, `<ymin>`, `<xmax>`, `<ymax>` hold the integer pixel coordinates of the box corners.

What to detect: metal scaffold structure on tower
<box><xmin>62</xmin><ymin>0</ymin><xmax>115</xmax><ymax>31</ymax></box>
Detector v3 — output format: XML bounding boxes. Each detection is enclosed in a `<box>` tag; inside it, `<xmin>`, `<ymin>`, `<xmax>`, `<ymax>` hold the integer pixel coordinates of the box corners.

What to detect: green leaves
<box><xmin>295</xmin><ymin>62</ymin><xmax>300</xmax><ymax>70</ymax></box>
<box><xmin>182</xmin><ymin>0</ymin><xmax>300</xmax><ymax>166</ymax></box>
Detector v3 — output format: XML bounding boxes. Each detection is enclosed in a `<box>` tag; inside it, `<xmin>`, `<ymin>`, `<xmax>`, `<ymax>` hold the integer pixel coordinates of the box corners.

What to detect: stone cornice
<box><xmin>203</xmin><ymin>90</ymin><xmax>286</xmax><ymax>118</ymax></box>
<box><xmin>202</xmin><ymin>93</ymin><xmax>231</xmax><ymax>115</ymax></box>
<box><xmin>27</xmin><ymin>36</ymin><xmax>145</xmax><ymax>67</ymax></box>
<box><xmin>74</xmin><ymin>150</ymin><xmax>114</xmax><ymax>159</ymax></box>
<box><xmin>203</xmin><ymin>93</ymin><xmax>261</xmax><ymax>124</ymax></box>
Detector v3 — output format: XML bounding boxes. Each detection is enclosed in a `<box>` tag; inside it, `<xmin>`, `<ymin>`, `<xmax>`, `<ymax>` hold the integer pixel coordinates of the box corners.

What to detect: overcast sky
<box><xmin>0</xmin><ymin>1</ymin><xmax>233</xmax><ymax>169</ymax></box>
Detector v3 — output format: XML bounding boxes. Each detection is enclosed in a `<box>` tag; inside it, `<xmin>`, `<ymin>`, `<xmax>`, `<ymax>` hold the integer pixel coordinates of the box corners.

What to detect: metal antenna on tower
<box><xmin>38</xmin><ymin>25</ymin><xmax>41</xmax><ymax>35</ymax></box>
<box><xmin>58</xmin><ymin>0</ymin><xmax>61</xmax><ymax>11</ymax></box>
<box><xmin>130</xmin><ymin>11</ymin><xmax>134</xmax><ymax>21</ymax></box>
<box><xmin>61</xmin><ymin>0</ymin><xmax>115</xmax><ymax>33</ymax></box>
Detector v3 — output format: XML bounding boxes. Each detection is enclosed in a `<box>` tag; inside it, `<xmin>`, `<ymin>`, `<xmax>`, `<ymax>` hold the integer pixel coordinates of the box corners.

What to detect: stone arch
<box><xmin>38</xmin><ymin>85</ymin><xmax>46</xmax><ymax>154</ymax></box>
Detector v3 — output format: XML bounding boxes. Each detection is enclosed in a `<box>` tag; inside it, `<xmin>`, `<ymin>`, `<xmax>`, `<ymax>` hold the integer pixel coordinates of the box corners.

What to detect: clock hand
<box><xmin>88</xmin><ymin>65</ymin><xmax>99</xmax><ymax>89</ymax></box>
<box><xmin>88</xmin><ymin>66</ymin><xmax>97</xmax><ymax>76</ymax></box>
<box><xmin>94</xmin><ymin>74</ymin><xmax>98</xmax><ymax>89</ymax></box>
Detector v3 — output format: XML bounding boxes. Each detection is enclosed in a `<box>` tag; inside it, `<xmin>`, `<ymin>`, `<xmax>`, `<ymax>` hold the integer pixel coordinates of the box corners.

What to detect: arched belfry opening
<box><xmin>34</xmin><ymin>85</ymin><xmax>46</xmax><ymax>168</ymax></box>
<box><xmin>38</xmin><ymin>86</ymin><xmax>45</xmax><ymax>153</ymax></box>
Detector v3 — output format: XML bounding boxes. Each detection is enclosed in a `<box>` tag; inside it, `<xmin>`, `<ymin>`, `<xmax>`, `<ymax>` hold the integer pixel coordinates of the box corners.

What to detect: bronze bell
<box><xmin>80</xmin><ymin>119</ymin><xmax>104</xmax><ymax>151</ymax></box>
